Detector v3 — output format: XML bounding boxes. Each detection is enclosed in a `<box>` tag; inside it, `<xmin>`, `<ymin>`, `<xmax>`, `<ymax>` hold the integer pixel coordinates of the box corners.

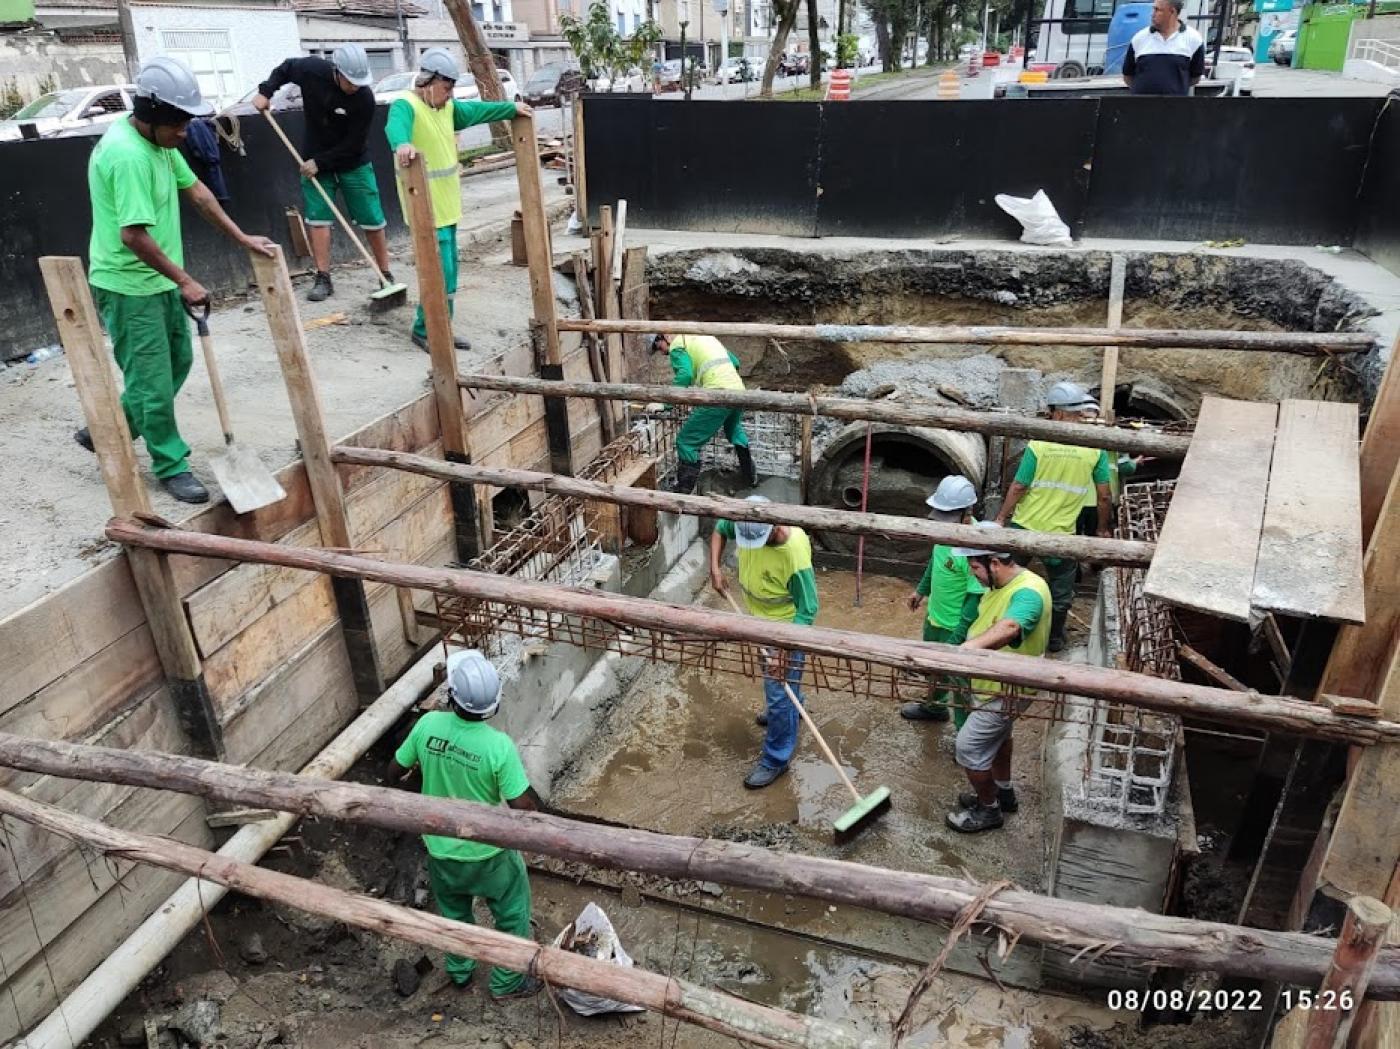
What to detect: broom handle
<box><xmin>261</xmin><ymin>110</ymin><xmax>391</xmax><ymax>288</ymax></box>
<box><xmin>720</xmin><ymin>586</ymin><xmax>863</xmax><ymax>803</ymax></box>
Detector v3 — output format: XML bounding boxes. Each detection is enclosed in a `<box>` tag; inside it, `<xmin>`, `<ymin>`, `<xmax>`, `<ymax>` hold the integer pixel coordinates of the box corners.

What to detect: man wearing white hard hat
<box><xmin>390</xmin><ymin>650</ymin><xmax>543</xmax><ymax>999</ymax></box>
<box><xmin>994</xmin><ymin>380</ymin><xmax>1112</xmax><ymax>653</ymax></box>
<box><xmin>253</xmin><ymin>45</ymin><xmax>393</xmax><ymax>303</ymax></box>
<box><xmin>945</xmin><ymin>522</ymin><xmax>1051</xmax><ymax>834</ymax></box>
<box><xmin>903</xmin><ymin>475</ymin><xmax>984</xmax><ymax>727</ymax></box>
<box><xmin>709</xmin><ymin>496</ymin><xmax>820</xmax><ymax>789</ymax></box>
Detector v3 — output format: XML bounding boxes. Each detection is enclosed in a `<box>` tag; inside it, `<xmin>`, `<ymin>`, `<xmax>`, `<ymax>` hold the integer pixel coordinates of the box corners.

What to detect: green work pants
<box><xmin>676</xmin><ymin>405</ymin><xmax>749</xmax><ymax>464</ymax></box>
<box><xmin>921</xmin><ymin>621</ymin><xmax>972</xmax><ymax>729</ymax></box>
<box><xmin>412</xmin><ymin>224</ymin><xmax>459</xmax><ymax>341</ymax></box>
<box><xmin>427</xmin><ymin>849</ymin><xmax>531</xmax><ymax>994</ymax></box>
<box><xmin>93</xmin><ymin>286</ymin><xmax>193</xmax><ymax>479</ymax></box>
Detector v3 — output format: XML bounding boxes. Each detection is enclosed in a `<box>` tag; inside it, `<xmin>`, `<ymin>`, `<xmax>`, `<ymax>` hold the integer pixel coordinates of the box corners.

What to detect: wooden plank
<box><xmin>619</xmin><ymin>245</ymin><xmax>648</xmax><ymax>383</ymax></box>
<box><xmin>1099</xmin><ymin>254</ymin><xmax>1126</xmax><ymax>425</ymax></box>
<box><xmin>201</xmin><ymin>576</ymin><xmax>338</xmax><ymax>713</ymax></box>
<box><xmin>1253</xmin><ymin>400</ymin><xmax>1364</xmax><ymax>624</ymax></box>
<box><xmin>1144</xmin><ymin>397</ymin><xmax>1278</xmax><ymax>622</ymax></box>
<box><xmin>512</xmin><ymin>113</ymin><xmax>559</xmax><ymax>365</ymax></box>
<box><xmin>1360</xmin><ymin>333</ymin><xmax>1400</xmax><ymax>546</ymax></box>
<box><xmin>590</xmin><ymin>455</ymin><xmax>659</xmax><ymax>554</ymax></box>
<box><xmin>571</xmin><ymin>96</ymin><xmax>588</xmax><ymax>227</ymax></box>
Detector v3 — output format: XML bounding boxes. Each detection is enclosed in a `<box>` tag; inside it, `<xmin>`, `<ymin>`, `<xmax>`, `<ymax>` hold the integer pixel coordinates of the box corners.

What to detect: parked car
<box><xmin>1205</xmin><ymin>45</ymin><xmax>1255</xmax><ymax>90</ymax></box>
<box><xmin>0</xmin><ymin>84</ymin><xmax>136</xmax><ymax>142</ymax></box>
<box><xmin>591</xmin><ymin>67</ymin><xmax>647</xmax><ymax>92</ymax></box>
<box><xmin>374</xmin><ymin>69</ymin><xmax>518</xmax><ymax>103</ymax></box>
<box><xmin>776</xmin><ymin>52</ymin><xmax>810</xmax><ymax>76</ymax></box>
<box><xmin>523</xmin><ymin>61</ymin><xmax>583</xmax><ymax>106</ymax></box>
<box><xmin>1269</xmin><ymin>29</ymin><xmax>1296</xmax><ymax>65</ymax></box>
<box><xmin>655</xmin><ymin>59</ymin><xmax>699</xmax><ymax>92</ymax></box>
<box><xmin>229</xmin><ymin>82</ymin><xmax>302</xmax><ymax>114</ymax></box>
<box><xmin>713</xmin><ymin>58</ymin><xmax>755</xmax><ymax>83</ymax></box>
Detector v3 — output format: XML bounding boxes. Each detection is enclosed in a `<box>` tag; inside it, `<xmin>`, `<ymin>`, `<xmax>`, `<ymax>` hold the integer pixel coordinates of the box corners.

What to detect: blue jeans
<box><xmin>761</xmin><ymin>651</ymin><xmax>806</xmax><ymax>769</ymax></box>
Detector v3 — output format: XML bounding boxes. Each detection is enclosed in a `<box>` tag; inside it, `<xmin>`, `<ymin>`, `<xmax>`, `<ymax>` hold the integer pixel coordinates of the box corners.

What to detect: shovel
<box><xmin>188</xmin><ymin>303</ymin><xmax>286</xmax><ymax>514</ymax></box>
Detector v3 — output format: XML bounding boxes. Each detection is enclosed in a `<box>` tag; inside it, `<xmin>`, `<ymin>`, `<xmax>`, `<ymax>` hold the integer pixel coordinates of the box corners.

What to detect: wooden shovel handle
<box><xmin>196</xmin><ymin>332</ymin><xmax>234</xmax><ymax>444</ymax></box>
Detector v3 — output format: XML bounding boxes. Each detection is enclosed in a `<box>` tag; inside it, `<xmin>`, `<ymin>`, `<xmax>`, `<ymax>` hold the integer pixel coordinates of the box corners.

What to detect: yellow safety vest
<box><xmin>1012</xmin><ymin>440</ymin><xmax>1102</xmax><ymax>535</ymax></box>
<box><xmin>396</xmin><ymin>91</ymin><xmax>461</xmax><ymax>229</ymax></box>
<box><xmin>738</xmin><ymin>527</ymin><xmax>811</xmax><ymax>622</ymax></box>
<box><xmin>674</xmin><ymin>334</ymin><xmax>744</xmax><ymax>391</ymax></box>
<box><xmin>967</xmin><ymin>568</ymin><xmax>1051</xmax><ymax>706</ymax></box>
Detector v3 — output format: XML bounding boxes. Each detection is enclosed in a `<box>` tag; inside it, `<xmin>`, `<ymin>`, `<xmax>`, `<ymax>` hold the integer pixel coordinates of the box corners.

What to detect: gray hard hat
<box><xmin>419</xmin><ymin>47</ymin><xmax>461</xmax><ymax>82</ymax></box>
<box><xmin>735</xmin><ymin>495</ymin><xmax>775</xmax><ymax>549</ymax></box>
<box><xmin>1045</xmin><ymin>380</ymin><xmax>1098</xmax><ymax>412</ymax></box>
<box><xmin>332</xmin><ymin>43</ymin><xmax>373</xmax><ymax>87</ymax></box>
<box><xmin>949</xmin><ymin>520</ymin><xmax>1012</xmax><ymax>560</ymax></box>
<box><xmin>446</xmin><ymin>649</ymin><xmax>501</xmax><ymax>717</ymax></box>
<box><xmin>135</xmin><ymin>56</ymin><xmax>213</xmax><ymax>117</ymax></box>
<box><xmin>926</xmin><ymin>475</ymin><xmax>978</xmax><ymax>513</ymax></box>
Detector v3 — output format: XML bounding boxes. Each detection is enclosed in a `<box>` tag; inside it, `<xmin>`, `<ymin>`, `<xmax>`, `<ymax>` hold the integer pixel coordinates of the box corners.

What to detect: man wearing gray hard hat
<box><xmin>994</xmin><ymin>381</ymin><xmax>1112</xmax><ymax>652</ymax></box>
<box><xmin>254</xmin><ymin>44</ymin><xmax>394</xmax><ymax>302</ymax></box>
<box><xmin>79</xmin><ymin>56</ymin><xmax>276</xmax><ymax>504</ymax></box>
<box><xmin>390</xmin><ymin>650</ymin><xmax>544</xmax><ymax>999</ymax></box>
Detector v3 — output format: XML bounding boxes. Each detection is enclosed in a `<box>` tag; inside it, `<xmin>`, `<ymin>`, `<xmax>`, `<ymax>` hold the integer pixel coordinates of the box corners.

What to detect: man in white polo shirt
<box><xmin>1123</xmin><ymin>0</ymin><xmax>1205</xmax><ymax>96</ymax></box>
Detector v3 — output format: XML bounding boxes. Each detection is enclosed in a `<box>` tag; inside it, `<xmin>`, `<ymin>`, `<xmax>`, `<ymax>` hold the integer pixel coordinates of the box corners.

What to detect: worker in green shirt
<box><xmin>1077</xmin><ymin>453</ymin><xmax>1143</xmax><ymax>535</ymax></box>
<box><xmin>994</xmin><ymin>382</ymin><xmax>1112</xmax><ymax>653</ymax></box>
<box><xmin>904</xmin><ymin>475</ymin><xmax>984</xmax><ymax>728</ymax></box>
<box><xmin>650</xmin><ymin>332</ymin><xmax>758</xmax><ymax>493</ymax></box>
<box><xmin>389</xmin><ymin>649</ymin><xmax>543</xmax><ymax>1000</ymax></box>
<box><xmin>946</xmin><ymin>522</ymin><xmax>1051</xmax><ymax>834</ymax></box>
<box><xmin>79</xmin><ymin>56</ymin><xmax>276</xmax><ymax>503</ymax></box>
<box><xmin>386</xmin><ymin>48</ymin><xmax>530</xmax><ymax>352</ymax></box>
<box><xmin>709</xmin><ymin>496</ymin><xmax>820</xmax><ymax>789</ymax></box>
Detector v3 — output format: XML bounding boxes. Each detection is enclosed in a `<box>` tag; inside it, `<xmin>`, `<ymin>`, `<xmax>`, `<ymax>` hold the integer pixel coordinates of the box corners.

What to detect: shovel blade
<box><xmin>209</xmin><ymin>443</ymin><xmax>286</xmax><ymax>514</ymax></box>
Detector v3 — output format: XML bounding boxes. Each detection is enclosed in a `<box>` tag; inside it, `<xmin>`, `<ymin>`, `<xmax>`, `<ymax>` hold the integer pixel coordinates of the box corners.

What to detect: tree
<box><xmin>442</xmin><ymin>0</ymin><xmax>512</xmax><ymax>149</ymax></box>
<box><xmin>759</xmin><ymin>0</ymin><xmax>804</xmax><ymax>95</ymax></box>
<box><xmin>561</xmin><ymin>1</ymin><xmax>663</xmax><ymax>89</ymax></box>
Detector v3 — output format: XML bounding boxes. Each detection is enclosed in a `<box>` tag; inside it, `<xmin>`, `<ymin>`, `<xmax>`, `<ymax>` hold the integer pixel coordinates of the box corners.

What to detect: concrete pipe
<box><xmin>808</xmin><ymin>422</ymin><xmax>987</xmax><ymax>565</ymax></box>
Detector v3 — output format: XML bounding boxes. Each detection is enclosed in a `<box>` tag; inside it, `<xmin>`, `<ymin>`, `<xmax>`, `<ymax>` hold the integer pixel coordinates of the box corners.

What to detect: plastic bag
<box><xmin>994</xmin><ymin>189</ymin><xmax>1074</xmax><ymax>247</ymax></box>
<box><xmin>550</xmin><ymin>903</ymin><xmax>646</xmax><ymax>1016</ymax></box>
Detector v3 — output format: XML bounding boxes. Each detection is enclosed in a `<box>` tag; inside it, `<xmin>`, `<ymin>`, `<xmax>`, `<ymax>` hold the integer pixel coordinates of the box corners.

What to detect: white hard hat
<box><xmin>734</xmin><ymin>494</ymin><xmax>774</xmax><ymax>549</ymax></box>
<box><xmin>135</xmin><ymin>56</ymin><xmax>213</xmax><ymax>117</ymax></box>
<box><xmin>446</xmin><ymin>649</ymin><xmax>501</xmax><ymax>717</ymax></box>
<box><xmin>333</xmin><ymin>43</ymin><xmax>374</xmax><ymax>87</ymax></box>
<box><xmin>926</xmin><ymin>475</ymin><xmax>978</xmax><ymax>512</ymax></box>
<box><xmin>1045</xmin><ymin>380</ymin><xmax>1098</xmax><ymax>412</ymax></box>
<box><xmin>419</xmin><ymin>47</ymin><xmax>461</xmax><ymax>82</ymax></box>
<box><xmin>948</xmin><ymin>520</ymin><xmax>1012</xmax><ymax>559</ymax></box>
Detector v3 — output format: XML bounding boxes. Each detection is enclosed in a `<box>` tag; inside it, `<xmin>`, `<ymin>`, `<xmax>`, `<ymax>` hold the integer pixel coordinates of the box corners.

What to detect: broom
<box><xmin>720</xmin><ymin>587</ymin><xmax>891</xmax><ymax>843</ymax></box>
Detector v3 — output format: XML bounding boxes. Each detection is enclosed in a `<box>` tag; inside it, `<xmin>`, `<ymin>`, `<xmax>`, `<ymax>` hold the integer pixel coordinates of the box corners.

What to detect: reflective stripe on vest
<box><xmin>1011</xmin><ymin>440</ymin><xmax>1102</xmax><ymax>535</ymax></box>
<box><xmin>967</xmin><ymin>568</ymin><xmax>1051</xmax><ymax>707</ymax></box>
<box><xmin>737</xmin><ymin>527</ymin><xmax>812</xmax><ymax>622</ymax></box>
<box><xmin>676</xmin><ymin>334</ymin><xmax>743</xmax><ymax>391</ymax></box>
<box><xmin>395</xmin><ymin>92</ymin><xmax>461</xmax><ymax>229</ymax></box>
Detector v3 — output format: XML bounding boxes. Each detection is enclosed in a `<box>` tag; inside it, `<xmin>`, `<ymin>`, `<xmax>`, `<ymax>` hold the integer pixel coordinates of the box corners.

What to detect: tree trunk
<box><xmin>874</xmin><ymin>17</ymin><xmax>892</xmax><ymax>69</ymax></box>
<box><xmin>759</xmin><ymin>0</ymin><xmax>802</xmax><ymax>95</ymax></box>
<box><xmin>443</xmin><ymin>0</ymin><xmax>512</xmax><ymax>149</ymax></box>
<box><xmin>807</xmin><ymin>0</ymin><xmax>822</xmax><ymax>88</ymax></box>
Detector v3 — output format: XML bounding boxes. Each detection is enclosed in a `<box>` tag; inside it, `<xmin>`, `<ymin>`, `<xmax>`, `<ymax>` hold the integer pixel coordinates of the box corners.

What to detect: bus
<box><xmin>1031</xmin><ymin>0</ymin><xmax>1213</xmax><ymax>77</ymax></box>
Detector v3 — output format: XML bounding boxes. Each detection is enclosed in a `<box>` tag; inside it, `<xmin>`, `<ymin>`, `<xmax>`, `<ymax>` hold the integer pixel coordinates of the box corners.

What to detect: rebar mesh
<box><xmin>635</xmin><ymin>407</ymin><xmax>802</xmax><ymax>486</ymax></box>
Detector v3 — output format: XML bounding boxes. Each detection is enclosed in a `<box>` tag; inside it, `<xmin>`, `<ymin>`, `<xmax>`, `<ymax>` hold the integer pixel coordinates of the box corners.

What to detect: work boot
<box><xmin>669</xmin><ymin>461</ymin><xmax>702</xmax><ymax>494</ymax></box>
<box><xmin>307</xmin><ymin>271</ymin><xmax>334</xmax><ymax>302</ymax></box>
<box><xmin>900</xmin><ymin>702</ymin><xmax>950</xmax><ymax>722</ymax></box>
<box><xmin>958</xmin><ymin>787</ymin><xmax>1018</xmax><ymax>813</ymax></box>
<box><xmin>161</xmin><ymin>471</ymin><xmax>210</xmax><ymax>504</ymax></box>
<box><xmin>74</xmin><ymin>427</ymin><xmax>94</xmax><ymax>453</ymax></box>
<box><xmin>382</xmin><ymin>269</ymin><xmax>395</xmax><ymax>283</ymax></box>
<box><xmin>735</xmin><ymin>445</ymin><xmax>758</xmax><ymax>487</ymax></box>
<box><xmin>1048</xmin><ymin>609</ymin><xmax>1069</xmax><ymax>653</ymax></box>
<box><xmin>411</xmin><ymin>332</ymin><xmax>472</xmax><ymax>352</ymax></box>
<box><xmin>491</xmin><ymin>975</ymin><xmax>543</xmax><ymax>1001</ymax></box>
<box><xmin>743</xmin><ymin>762</ymin><xmax>788</xmax><ymax>789</ymax></box>
<box><xmin>946</xmin><ymin>803</ymin><xmax>1004</xmax><ymax>833</ymax></box>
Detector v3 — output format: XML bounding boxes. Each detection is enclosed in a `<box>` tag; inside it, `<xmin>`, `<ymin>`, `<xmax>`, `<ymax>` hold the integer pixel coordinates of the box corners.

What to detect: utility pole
<box><xmin>717</xmin><ymin>0</ymin><xmax>730</xmax><ymax>94</ymax></box>
<box><xmin>443</xmin><ymin>0</ymin><xmax>512</xmax><ymax>148</ymax></box>
<box><xmin>116</xmin><ymin>0</ymin><xmax>139</xmax><ymax>80</ymax></box>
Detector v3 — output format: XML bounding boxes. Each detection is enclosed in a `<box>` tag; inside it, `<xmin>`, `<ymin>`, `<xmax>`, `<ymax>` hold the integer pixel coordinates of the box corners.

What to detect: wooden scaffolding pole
<box><xmin>456</xmin><ymin>373</ymin><xmax>1191</xmax><ymax>459</ymax></box>
<box><xmin>1098</xmin><ymin>254</ymin><xmax>1127</xmax><ymax>425</ymax></box>
<box><xmin>329</xmin><ymin>445</ymin><xmax>1155</xmax><ymax>566</ymax></box>
<box><xmin>401</xmin><ymin>155</ymin><xmax>482</xmax><ymax>562</ymax></box>
<box><xmin>1301</xmin><ymin>896</ymin><xmax>1393</xmax><ymax>1049</ymax></box>
<box><xmin>250</xmin><ymin>247</ymin><xmax>385</xmax><ymax>700</ymax></box>
<box><xmin>0</xmin><ymin>787</ymin><xmax>873</xmax><ymax>1049</ymax></box>
<box><xmin>560</xmin><ymin>317</ymin><xmax>1374</xmax><ymax>354</ymax></box>
<box><xmin>38</xmin><ymin>256</ymin><xmax>224</xmax><ymax>757</ymax></box>
<box><xmin>103</xmin><ymin>518</ymin><xmax>1400</xmax><ymax>746</ymax></box>
<box><xmin>2</xmin><ymin>731</ymin><xmax>1398</xmax><ymax>997</ymax></box>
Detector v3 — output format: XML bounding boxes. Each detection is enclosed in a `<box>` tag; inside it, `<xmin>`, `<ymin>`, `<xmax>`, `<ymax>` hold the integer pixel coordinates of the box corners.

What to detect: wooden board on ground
<box><xmin>589</xmin><ymin>455</ymin><xmax>659</xmax><ymax>554</ymax></box>
<box><xmin>1252</xmin><ymin>399</ymin><xmax>1365</xmax><ymax>624</ymax></box>
<box><xmin>1144</xmin><ymin>397</ymin><xmax>1278</xmax><ymax>622</ymax></box>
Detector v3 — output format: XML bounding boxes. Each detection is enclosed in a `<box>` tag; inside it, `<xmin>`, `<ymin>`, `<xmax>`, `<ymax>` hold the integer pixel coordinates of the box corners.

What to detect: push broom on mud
<box><xmin>721</xmin><ymin>588</ymin><xmax>892</xmax><ymax>843</ymax></box>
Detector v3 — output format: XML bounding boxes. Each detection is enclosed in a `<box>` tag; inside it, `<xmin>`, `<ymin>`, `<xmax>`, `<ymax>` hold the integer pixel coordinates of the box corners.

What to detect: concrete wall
<box><xmin>0</xmin><ymin>31</ymin><xmax>126</xmax><ymax>102</ymax></box>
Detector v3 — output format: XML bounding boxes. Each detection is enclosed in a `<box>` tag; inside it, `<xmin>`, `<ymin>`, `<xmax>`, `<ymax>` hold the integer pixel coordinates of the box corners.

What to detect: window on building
<box><xmin>617</xmin><ymin>11</ymin><xmax>625</xmax><ymax>31</ymax></box>
<box><xmin>160</xmin><ymin>29</ymin><xmax>239</xmax><ymax>105</ymax></box>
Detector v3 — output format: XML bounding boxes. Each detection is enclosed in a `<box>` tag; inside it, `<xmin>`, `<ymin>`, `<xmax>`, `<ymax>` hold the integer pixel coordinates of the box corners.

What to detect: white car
<box><xmin>1207</xmin><ymin>45</ymin><xmax>1255</xmax><ymax>91</ymax></box>
<box><xmin>0</xmin><ymin>84</ymin><xmax>136</xmax><ymax>142</ymax></box>
<box><xmin>372</xmin><ymin>68</ymin><xmax>519</xmax><ymax>103</ymax></box>
<box><xmin>712</xmin><ymin>59</ymin><xmax>753</xmax><ymax>84</ymax></box>
<box><xmin>590</xmin><ymin>68</ymin><xmax>646</xmax><ymax>92</ymax></box>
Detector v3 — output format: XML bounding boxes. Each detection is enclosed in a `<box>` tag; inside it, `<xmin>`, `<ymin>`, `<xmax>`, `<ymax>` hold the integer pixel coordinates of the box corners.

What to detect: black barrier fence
<box><xmin>582</xmin><ymin>94</ymin><xmax>1389</xmax><ymax>250</ymax></box>
<box><xmin>0</xmin><ymin>108</ymin><xmax>405</xmax><ymax>361</ymax></box>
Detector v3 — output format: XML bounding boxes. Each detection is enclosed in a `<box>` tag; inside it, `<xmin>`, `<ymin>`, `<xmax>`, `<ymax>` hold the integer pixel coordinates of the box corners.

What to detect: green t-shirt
<box><xmin>394</xmin><ymin>710</ymin><xmax>530</xmax><ymax>862</ymax></box>
<box><xmin>88</xmin><ymin>118</ymin><xmax>197</xmax><ymax>296</ymax></box>
<box><xmin>916</xmin><ymin>544</ymin><xmax>986</xmax><ymax>631</ymax></box>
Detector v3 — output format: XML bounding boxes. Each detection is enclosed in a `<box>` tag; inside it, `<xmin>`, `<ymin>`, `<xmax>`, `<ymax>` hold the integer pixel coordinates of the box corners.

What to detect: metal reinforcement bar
<box><xmin>0</xmin><ymin>733</ymin><xmax>1397</xmax><ymax>998</ymax></box>
<box><xmin>457</xmin><ymin>374</ymin><xmax>1192</xmax><ymax>459</ymax></box>
<box><xmin>560</xmin><ymin>318</ymin><xmax>1375</xmax><ymax>355</ymax></box>
<box><xmin>104</xmin><ymin>518</ymin><xmax>1400</xmax><ymax>746</ymax></box>
<box><xmin>330</xmin><ymin>446</ymin><xmax>1155</xmax><ymax>567</ymax></box>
